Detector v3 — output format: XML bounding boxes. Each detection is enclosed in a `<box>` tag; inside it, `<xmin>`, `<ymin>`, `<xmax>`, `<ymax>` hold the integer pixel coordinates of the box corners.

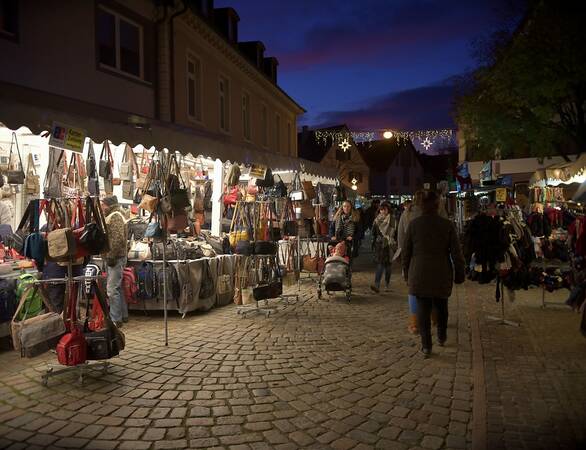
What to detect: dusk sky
<box><xmin>216</xmin><ymin>0</ymin><xmax>524</xmax><ymax>133</ymax></box>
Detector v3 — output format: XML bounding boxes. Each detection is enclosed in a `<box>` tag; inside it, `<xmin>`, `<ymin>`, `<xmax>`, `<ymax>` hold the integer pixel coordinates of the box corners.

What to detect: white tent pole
<box><xmin>212</xmin><ymin>158</ymin><xmax>224</xmax><ymax>236</ymax></box>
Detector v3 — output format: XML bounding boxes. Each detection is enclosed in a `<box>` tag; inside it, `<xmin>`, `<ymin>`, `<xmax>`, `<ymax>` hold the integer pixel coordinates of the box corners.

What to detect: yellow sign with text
<box><xmin>496</xmin><ymin>188</ymin><xmax>507</xmax><ymax>203</ymax></box>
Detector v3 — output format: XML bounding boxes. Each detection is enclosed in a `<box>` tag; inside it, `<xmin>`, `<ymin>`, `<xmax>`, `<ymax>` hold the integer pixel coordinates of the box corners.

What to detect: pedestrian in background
<box><xmin>371</xmin><ymin>201</ymin><xmax>396</xmax><ymax>293</ymax></box>
<box><xmin>101</xmin><ymin>195</ymin><xmax>129</xmax><ymax>328</ymax></box>
<box><xmin>332</xmin><ymin>200</ymin><xmax>356</xmax><ymax>257</ymax></box>
<box><xmin>402</xmin><ymin>190</ymin><xmax>465</xmax><ymax>357</ymax></box>
<box><xmin>396</xmin><ymin>191</ymin><xmax>424</xmax><ymax>334</ymax></box>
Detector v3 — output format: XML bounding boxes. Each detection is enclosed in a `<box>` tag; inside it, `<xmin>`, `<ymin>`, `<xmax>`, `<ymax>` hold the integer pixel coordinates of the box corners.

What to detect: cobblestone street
<box><xmin>0</xmin><ymin>252</ymin><xmax>585</xmax><ymax>450</ymax></box>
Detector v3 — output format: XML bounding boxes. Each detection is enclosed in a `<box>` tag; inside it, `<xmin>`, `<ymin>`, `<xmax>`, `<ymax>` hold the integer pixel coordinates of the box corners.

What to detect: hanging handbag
<box><xmin>24</xmin><ymin>153</ymin><xmax>40</xmax><ymax>195</ymax></box>
<box><xmin>119</xmin><ymin>143</ymin><xmax>136</xmax><ymax>181</ymax></box>
<box><xmin>11</xmin><ymin>284</ymin><xmax>66</xmax><ymax>357</ymax></box>
<box><xmin>255</xmin><ymin>167</ymin><xmax>274</xmax><ymax>188</ymax></box>
<box><xmin>56</xmin><ymin>288</ymin><xmax>87</xmax><ymax>366</ymax></box>
<box><xmin>299</xmin><ymin>200</ymin><xmax>316</xmax><ymax>219</ymax></box>
<box><xmin>63</xmin><ymin>153</ymin><xmax>84</xmax><ymax>198</ymax></box>
<box><xmin>44</xmin><ymin>149</ymin><xmax>65</xmax><ymax>199</ymax></box>
<box><xmin>99</xmin><ymin>141</ymin><xmax>114</xmax><ymax>194</ymax></box>
<box><xmin>139</xmin><ymin>193</ymin><xmax>158</xmax><ymax>213</ymax></box>
<box><xmin>144</xmin><ymin>215</ymin><xmax>163</xmax><ymax>239</ymax></box>
<box><xmin>194</xmin><ymin>184</ymin><xmax>205</xmax><ymax>213</ymax></box>
<box><xmin>6</xmin><ymin>132</ymin><xmax>25</xmax><ymax>185</ymax></box>
<box><xmin>289</xmin><ymin>172</ymin><xmax>305</xmax><ymax>201</ymax></box>
<box><xmin>271</xmin><ymin>174</ymin><xmax>287</xmax><ymax>198</ymax></box>
<box><xmin>229</xmin><ymin>202</ymin><xmax>250</xmax><ymax>248</ymax></box>
<box><xmin>166</xmin><ymin>210</ymin><xmax>189</xmax><ymax>232</ymax></box>
<box><xmin>85</xmin><ymin>141</ymin><xmax>100</xmax><ymax>195</ymax></box>
<box><xmin>254</xmin><ymin>241</ymin><xmax>277</xmax><ymax>255</ymax></box>
<box><xmin>281</xmin><ymin>199</ymin><xmax>298</xmax><ymax>237</ymax></box>
<box><xmin>78</xmin><ymin>197</ymin><xmax>109</xmax><ymax>255</ymax></box>
<box><xmin>122</xmin><ymin>180</ymin><xmax>135</xmax><ymax>201</ymax></box>
<box><xmin>83</xmin><ymin>281</ymin><xmax>124</xmax><ymax>360</ymax></box>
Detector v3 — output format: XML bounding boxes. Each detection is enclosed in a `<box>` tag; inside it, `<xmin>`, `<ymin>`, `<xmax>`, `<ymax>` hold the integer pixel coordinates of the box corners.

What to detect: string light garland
<box><xmin>312</xmin><ymin>128</ymin><xmax>455</xmax><ymax>153</ymax></box>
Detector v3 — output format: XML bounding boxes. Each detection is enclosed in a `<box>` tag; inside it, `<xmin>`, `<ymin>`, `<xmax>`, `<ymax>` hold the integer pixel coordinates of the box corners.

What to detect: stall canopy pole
<box><xmin>212</xmin><ymin>158</ymin><xmax>224</xmax><ymax>237</ymax></box>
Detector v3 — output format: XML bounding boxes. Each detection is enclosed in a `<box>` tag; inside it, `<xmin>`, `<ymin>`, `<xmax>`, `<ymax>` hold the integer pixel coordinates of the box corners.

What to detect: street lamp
<box><xmin>383</xmin><ymin>130</ymin><xmax>393</xmax><ymax>139</ymax></box>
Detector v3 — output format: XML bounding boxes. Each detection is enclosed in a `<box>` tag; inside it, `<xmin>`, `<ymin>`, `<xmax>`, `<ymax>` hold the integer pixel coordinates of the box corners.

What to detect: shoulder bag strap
<box><xmin>230</xmin><ymin>201</ymin><xmax>240</xmax><ymax>233</ymax></box>
<box><xmin>8</xmin><ymin>132</ymin><xmax>24</xmax><ymax>171</ymax></box>
<box><xmin>16</xmin><ymin>201</ymin><xmax>32</xmax><ymax>233</ymax></box>
<box><xmin>26</xmin><ymin>153</ymin><xmax>37</xmax><ymax>177</ymax></box>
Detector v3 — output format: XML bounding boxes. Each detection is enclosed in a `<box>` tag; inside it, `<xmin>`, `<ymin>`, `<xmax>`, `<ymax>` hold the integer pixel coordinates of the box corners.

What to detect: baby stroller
<box><xmin>318</xmin><ymin>241</ymin><xmax>352</xmax><ymax>302</ymax></box>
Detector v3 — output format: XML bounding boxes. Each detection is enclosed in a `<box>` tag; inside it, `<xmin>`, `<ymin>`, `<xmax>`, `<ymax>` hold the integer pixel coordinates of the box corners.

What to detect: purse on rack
<box><xmin>119</xmin><ymin>143</ymin><xmax>137</xmax><ymax>181</ymax></box>
<box><xmin>63</xmin><ymin>153</ymin><xmax>84</xmax><ymax>198</ymax></box>
<box><xmin>44</xmin><ymin>149</ymin><xmax>64</xmax><ymax>199</ymax></box>
<box><xmin>6</xmin><ymin>132</ymin><xmax>25</xmax><ymax>185</ymax></box>
<box><xmin>78</xmin><ymin>197</ymin><xmax>109</xmax><ymax>255</ymax></box>
<box><xmin>271</xmin><ymin>174</ymin><xmax>287</xmax><ymax>198</ymax></box>
<box><xmin>254</xmin><ymin>241</ymin><xmax>277</xmax><ymax>255</ymax></box>
<box><xmin>289</xmin><ymin>172</ymin><xmax>305</xmax><ymax>201</ymax></box>
<box><xmin>151</xmin><ymin>240</ymin><xmax>177</xmax><ymax>260</ymax></box>
<box><xmin>163</xmin><ymin>155</ymin><xmax>190</xmax><ymax>212</ymax></box>
<box><xmin>56</xmin><ymin>289</ymin><xmax>87</xmax><ymax>366</ymax></box>
<box><xmin>11</xmin><ymin>284</ymin><xmax>66</xmax><ymax>357</ymax></box>
<box><xmin>253</xmin><ymin>281</ymin><xmax>283</xmax><ymax>301</ymax></box>
<box><xmin>229</xmin><ymin>202</ymin><xmax>250</xmax><ymax>248</ymax></box>
<box><xmin>128</xmin><ymin>241</ymin><xmax>151</xmax><ymax>260</ymax></box>
<box><xmin>281</xmin><ymin>199</ymin><xmax>298</xmax><ymax>237</ymax></box>
<box><xmin>144</xmin><ymin>217</ymin><xmax>163</xmax><ymax>239</ymax></box>
<box><xmin>24</xmin><ymin>154</ymin><xmax>40</xmax><ymax>195</ymax></box>
<box><xmin>83</xmin><ymin>281</ymin><xmax>125</xmax><ymax>360</ymax></box>
<box><xmin>85</xmin><ymin>141</ymin><xmax>100</xmax><ymax>195</ymax></box>
<box><xmin>166</xmin><ymin>210</ymin><xmax>189</xmax><ymax>233</ymax></box>
<box><xmin>99</xmin><ymin>141</ymin><xmax>114</xmax><ymax>194</ymax></box>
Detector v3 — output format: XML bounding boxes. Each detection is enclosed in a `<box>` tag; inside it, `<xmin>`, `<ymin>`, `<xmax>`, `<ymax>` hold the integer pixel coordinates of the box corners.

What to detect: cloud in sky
<box><xmin>309</xmin><ymin>80</ymin><xmax>458</xmax><ymax>131</ymax></box>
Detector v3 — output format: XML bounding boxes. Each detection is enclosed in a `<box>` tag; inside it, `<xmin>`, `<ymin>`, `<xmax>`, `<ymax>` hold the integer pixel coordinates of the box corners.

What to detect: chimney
<box><xmin>263</xmin><ymin>57</ymin><xmax>278</xmax><ymax>83</ymax></box>
<box><xmin>213</xmin><ymin>7</ymin><xmax>240</xmax><ymax>44</ymax></box>
<box><xmin>187</xmin><ymin>0</ymin><xmax>214</xmax><ymax>19</ymax></box>
<box><xmin>238</xmin><ymin>41</ymin><xmax>265</xmax><ymax>68</ymax></box>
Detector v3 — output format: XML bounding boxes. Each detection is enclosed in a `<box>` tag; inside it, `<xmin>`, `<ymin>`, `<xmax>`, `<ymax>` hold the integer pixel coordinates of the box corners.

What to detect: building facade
<box><xmin>0</xmin><ymin>0</ymin><xmax>303</xmax><ymax>159</ymax></box>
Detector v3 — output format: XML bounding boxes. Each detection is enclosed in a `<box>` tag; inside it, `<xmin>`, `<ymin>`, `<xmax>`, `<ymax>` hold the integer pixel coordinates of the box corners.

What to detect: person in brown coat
<box><xmin>402</xmin><ymin>190</ymin><xmax>465</xmax><ymax>357</ymax></box>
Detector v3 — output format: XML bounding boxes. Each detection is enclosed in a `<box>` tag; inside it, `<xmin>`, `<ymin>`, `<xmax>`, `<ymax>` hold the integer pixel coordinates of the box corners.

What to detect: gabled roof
<box><xmin>297</xmin><ymin>124</ymin><xmax>354</xmax><ymax>163</ymax></box>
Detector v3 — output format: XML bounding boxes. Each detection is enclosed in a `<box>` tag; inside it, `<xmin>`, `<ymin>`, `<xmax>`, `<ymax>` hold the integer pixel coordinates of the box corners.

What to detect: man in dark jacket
<box><xmin>402</xmin><ymin>190</ymin><xmax>465</xmax><ymax>357</ymax></box>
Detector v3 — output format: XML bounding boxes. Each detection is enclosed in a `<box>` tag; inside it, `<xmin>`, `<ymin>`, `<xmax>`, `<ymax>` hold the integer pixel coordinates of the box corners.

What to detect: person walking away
<box><xmin>101</xmin><ymin>196</ymin><xmax>129</xmax><ymax>327</ymax></box>
<box><xmin>371</xmin><ymin>202</ymin><xmax>395</xmax><ymax>293</ymax></box>
<box><xmin>332</xmin><ymin>200</ymin><xmax>356</xmax><ymax>257</ymax></box>
<box><xmin>402</xmin><ymin>190</ymin><xmax>465</xmax><ymax>357</ymax></box>
<box><xmin>396</xmin><ymin>192</ymin><xmax>424</xmax><ymax>334</ymax></box>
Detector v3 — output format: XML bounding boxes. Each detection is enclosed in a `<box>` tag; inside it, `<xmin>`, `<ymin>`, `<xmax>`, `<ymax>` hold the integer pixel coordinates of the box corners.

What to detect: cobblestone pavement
<box><xmin>0</xmin><ymin>250</ymin><xmax>584</xmax><ymax>449</ymax></box>
<box><xmin>470</xmin><ymin>283</ymin><xmax>586</xmax><ymax>450</ymax></box>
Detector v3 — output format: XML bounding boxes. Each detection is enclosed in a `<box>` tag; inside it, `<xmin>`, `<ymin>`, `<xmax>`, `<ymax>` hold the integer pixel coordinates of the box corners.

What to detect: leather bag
<box><xmin>166</xmin><ymin>210</ymin><xmax>189</xmax><ymax>233</ymax></box>
<box><xmin>139</xmin><ymin>193</ymin><xmax>158</xmax><ymax>213</ymax></box>
<box><xmin>6</xmin><ymin>132</ymin><xmax>25</xmax><ymax>185</ymax></box>
<box><xmin>44</xmin><ymin>149</ymin><xmax>64</xmax><ymax>199</ymax></box>
<box><xmin>11</xmin><ymin>285</ymin><xmax>65</xmax><ymax>357</ymax></box>
<box><xmin>253</xmin><ymin>281</ymin><xmax>283</xmax><ymax>301</ymax></box>
<box><xmin>78</xmin><ymin>197</ymin><xmax>109</xmax><ymax>255</ymax></box>
<box><xmin>83</xmin><ymin>282</ymin><xmax>125</xmax><ymax>360</ymax></box>
<box><xmin>47</xmin><ymin>228</ymin><xmax>76</xmax><ymax>261</ymax></box>
<box><xmin>128</xmin><ymin>241</ymin><xmax>151</xmax><ymax>260</ymax></box>
<box><xmin>24</xmin><ymin>154</ymin><xmax>40</xmax><ymax>195</ymax></box>
<box><xmin>254</xmin><ymin>241</ymin><xmax>277</xmax><ymax>255</ymax></box>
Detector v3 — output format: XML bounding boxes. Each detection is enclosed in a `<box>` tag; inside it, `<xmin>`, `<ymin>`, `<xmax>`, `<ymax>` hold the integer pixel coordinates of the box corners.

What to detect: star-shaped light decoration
<box><xmin>351</xmin><ymin>178</ymin><xmax>358</xmax><ymax>185</ymax></box>
<box><xmin>421</xmin><ymin>137</ymin><xmax>433</xmax><ymax>151</ymax></box>
<box><xmin>338</xmin><ymin>139</ymin><xmax>351</xmax><ymax>152</ymax></box>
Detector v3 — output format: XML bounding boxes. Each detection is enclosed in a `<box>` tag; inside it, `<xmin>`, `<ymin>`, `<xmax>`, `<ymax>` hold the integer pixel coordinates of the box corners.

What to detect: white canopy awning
<box><xmin>0</xmin><ymin>87</ymin><xmax>337</xmax><ymax>179</ymax></box>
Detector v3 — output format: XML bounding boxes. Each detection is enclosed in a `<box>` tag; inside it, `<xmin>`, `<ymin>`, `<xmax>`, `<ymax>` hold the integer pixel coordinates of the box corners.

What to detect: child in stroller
<box><xmin>319</xmin><ymin>240</ymin><xmax>352</xmax><ymax>302</ymax></box>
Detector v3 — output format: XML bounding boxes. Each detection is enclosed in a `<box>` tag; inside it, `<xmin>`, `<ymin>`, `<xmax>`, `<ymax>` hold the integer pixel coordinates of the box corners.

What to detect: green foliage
<box><xmin>456</xmin><ymin>1</ymin><xmax>586</xmax><ymax>160</ymax></box>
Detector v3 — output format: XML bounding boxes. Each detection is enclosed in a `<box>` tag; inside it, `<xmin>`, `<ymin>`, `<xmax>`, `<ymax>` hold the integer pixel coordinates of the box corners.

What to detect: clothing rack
<box><xmin>236</xmin><ymin>254</ymin><xmax>297</xmax><ymax>318</ymax></box>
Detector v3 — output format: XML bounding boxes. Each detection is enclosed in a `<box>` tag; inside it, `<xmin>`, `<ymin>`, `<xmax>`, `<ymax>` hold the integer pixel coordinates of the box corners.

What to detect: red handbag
<box><xmin>166</xmin><ymin>211</ymin><xmax>188</xmax><ymax>232</ymax></box>
<box><xmin>223</xmin><ymin>186</ymin><xmax>239</xmax><ymax>206</ymax></box>
<box><xmin>56</xmin><ymin>289</ymin><xmax>87</xmax><ymax>366</ymax></box>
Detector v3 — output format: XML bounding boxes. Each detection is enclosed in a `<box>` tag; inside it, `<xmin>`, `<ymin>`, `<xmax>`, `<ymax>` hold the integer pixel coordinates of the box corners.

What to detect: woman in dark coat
<box><xmin>402</xmin><ymin>190</ymin><xmax>465</xmax><ymax>357</ymax></box>
<box><xmin>371</xmin><ymin>202</ymin><xmax>395</xmax><ymax>293</ymax></box>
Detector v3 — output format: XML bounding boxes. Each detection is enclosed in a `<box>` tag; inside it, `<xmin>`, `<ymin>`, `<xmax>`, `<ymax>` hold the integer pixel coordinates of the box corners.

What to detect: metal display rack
<box><xmin>237</xmin><ymin>254</ymin><xmax>297</xmax><ymax>318</ymax></box>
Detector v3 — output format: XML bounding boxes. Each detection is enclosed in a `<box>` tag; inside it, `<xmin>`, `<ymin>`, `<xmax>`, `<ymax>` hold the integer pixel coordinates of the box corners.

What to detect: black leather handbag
<box><xmin>254</xmin><ymin>241</ymin><xmax>277</xmax><ymax>255</ymax></box>
<box><xmin>83</xmin><ymin>282</ymin><xmax>124</xmax><ymax>360</ymax></box>
<box><xmin>253</xmin><ymin>281</ymin><xmax>283</xmax><ymax>301</ymax></box>
<box><xmin>235</xmin><ymin>240</ymin><xmax>253</xmax><ymax>255</ymax></box>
